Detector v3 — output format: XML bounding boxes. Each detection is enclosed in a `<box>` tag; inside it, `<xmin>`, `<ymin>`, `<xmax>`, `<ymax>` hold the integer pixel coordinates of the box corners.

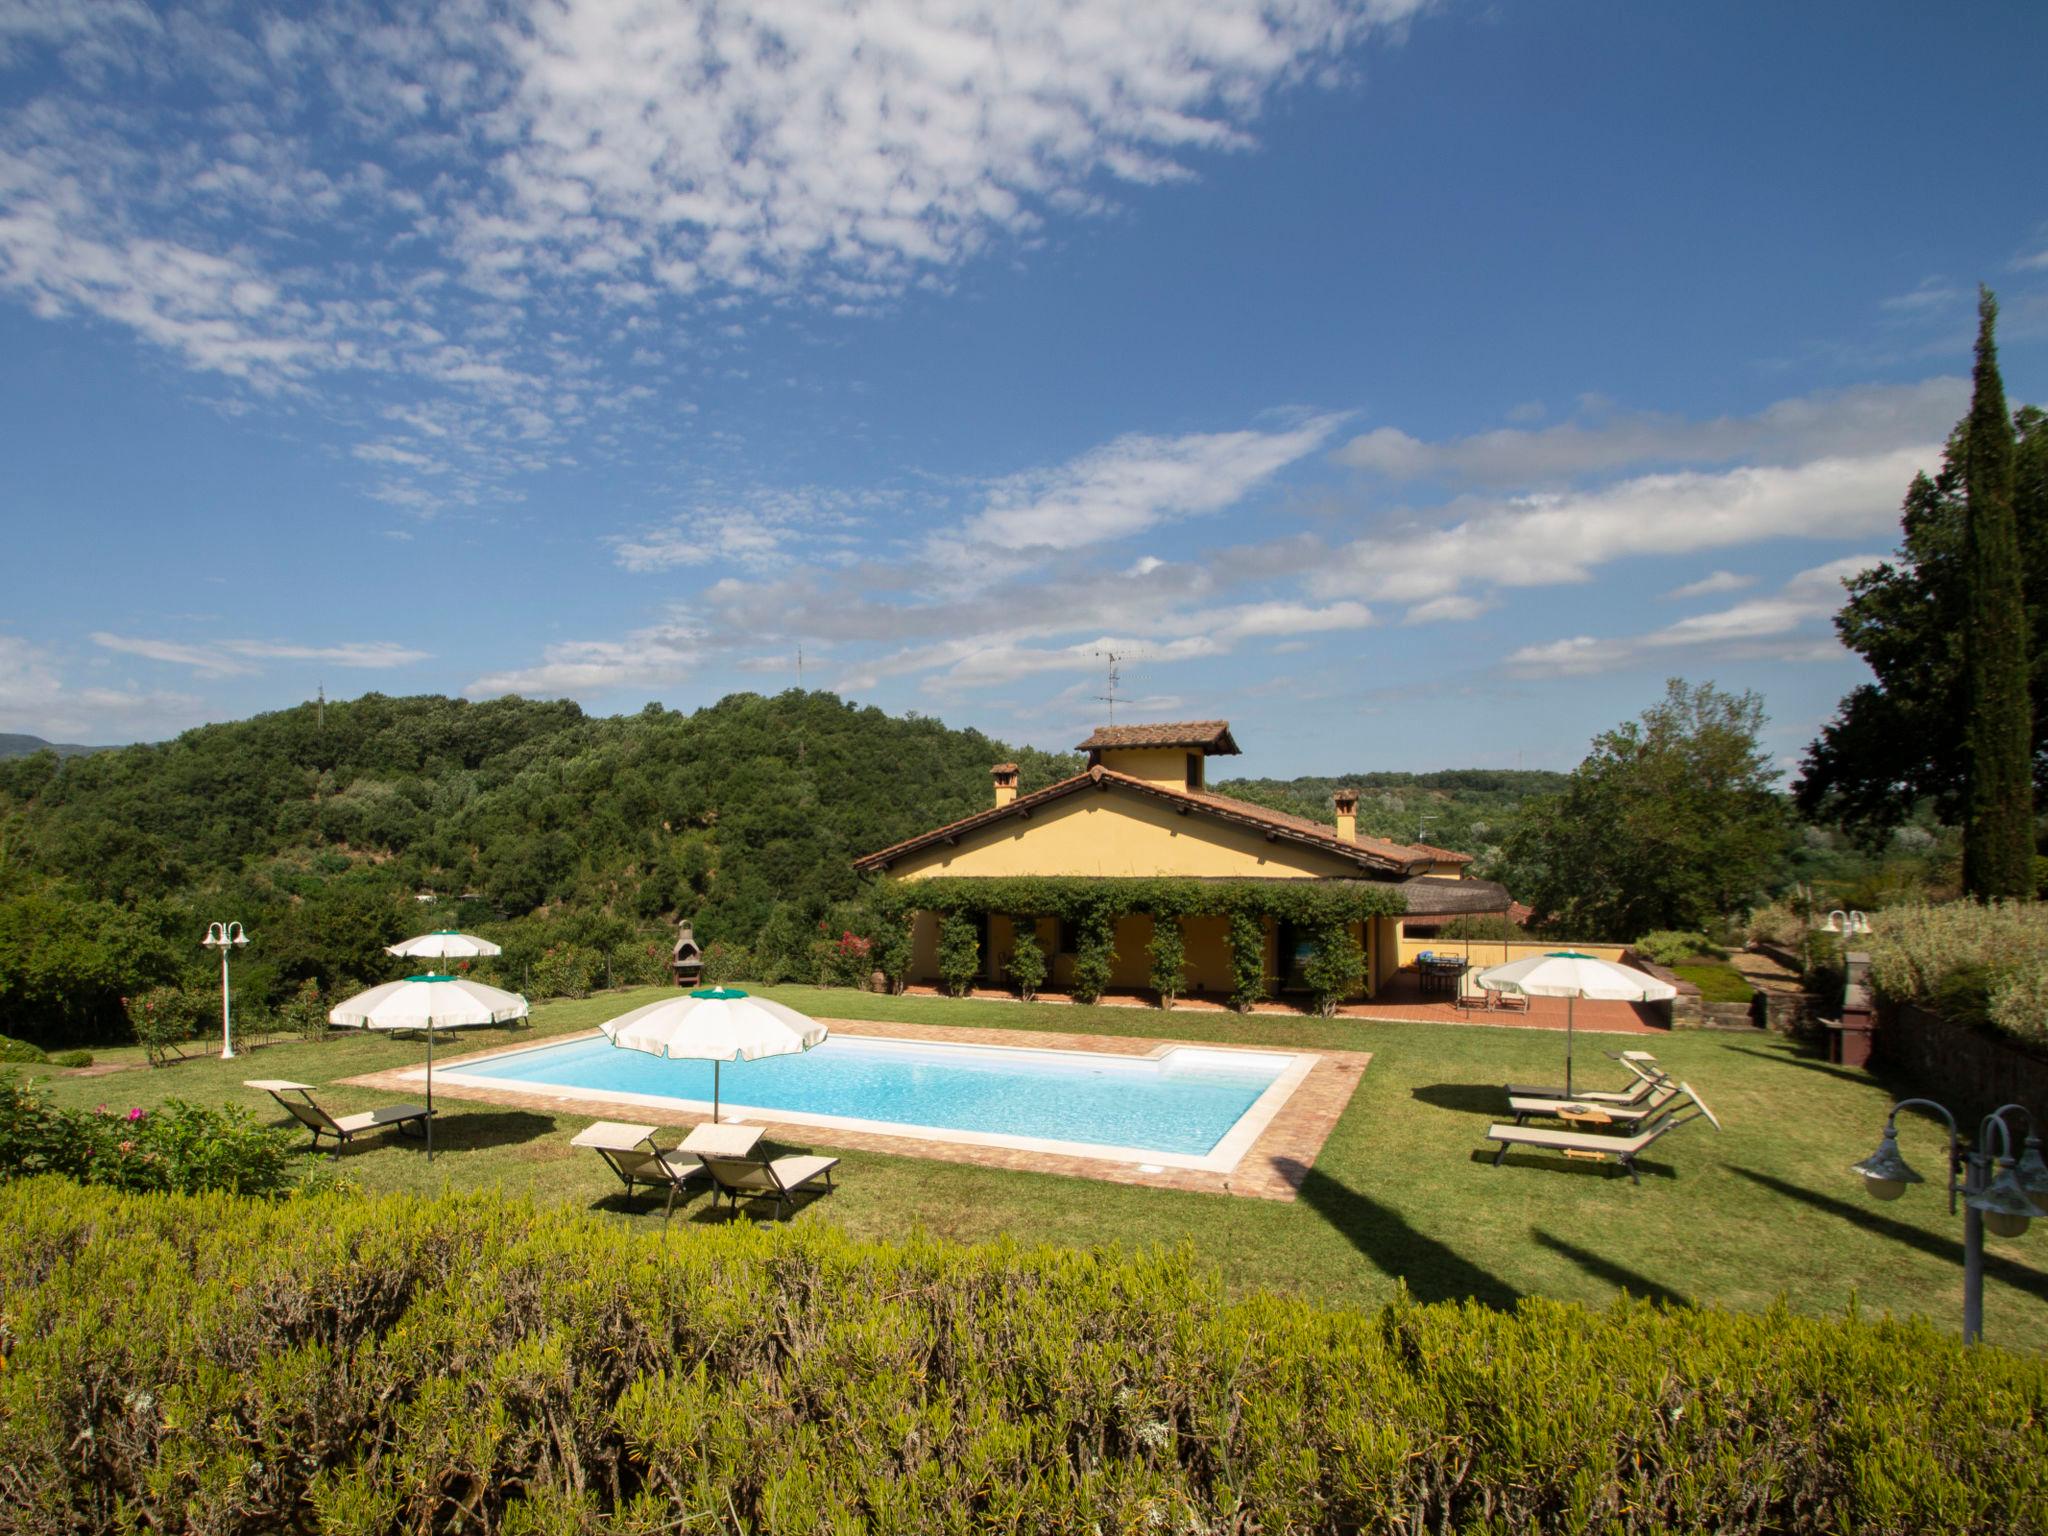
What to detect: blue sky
<box><xmin>2</xmin><ymin>0</ymin><xmax>2044</xmax><ymax>778</ymax></box>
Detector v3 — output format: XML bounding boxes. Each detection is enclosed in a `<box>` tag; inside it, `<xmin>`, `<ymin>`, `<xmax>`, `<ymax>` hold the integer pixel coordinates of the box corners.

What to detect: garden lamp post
<box><xmin>1850</xmin><ymin>1100</ymin><xmax>2047</xmax><ymax>1343</ymax></box>
<box><xmin>202</xmin><ymin>921</ymin><xmax>249</xmax><ymax>1060</ymax></box>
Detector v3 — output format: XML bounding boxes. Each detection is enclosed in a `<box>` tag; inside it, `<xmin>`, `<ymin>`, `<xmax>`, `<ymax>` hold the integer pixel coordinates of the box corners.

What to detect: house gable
<box><xmin>859</xmin><ymin>768</ymin><xmax>1419</xmax><ymax>881</ymax></box>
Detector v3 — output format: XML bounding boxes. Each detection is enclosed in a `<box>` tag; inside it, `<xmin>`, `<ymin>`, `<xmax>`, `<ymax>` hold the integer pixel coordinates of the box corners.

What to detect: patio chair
<box><xmin>571</xmin><ymin>1120</ymin><xmax>705</xmax><ymax>1221</ymax></box>
<box><xmin>1484</xmin><ymin>1083</ymin><xmax>1722</xmax><ymax>1185</ymax></box>
<box><xmin>682</xmin><ymin>1121</ymin><xmax>840</xmax><ymax>1219</ymax></box>
<box><xmin>1456</xmin><ymin>973</ymin><xmax>1530</xmax><ymax>1013</ymax></box>
<box><xmin>245</xmin><ymin>1079</ymin><xmax>429</xmax><ymax>1152</ymax></box>
<box><xmin>1505</xmin><ymin>1078</ymin><xmax>1680</xmax><ymax>1129</ymax></box>
<box><xmin>1507</xmin><ymin>1050</ymin><xmax>1666</xmax><ymax>1104</ymax></box>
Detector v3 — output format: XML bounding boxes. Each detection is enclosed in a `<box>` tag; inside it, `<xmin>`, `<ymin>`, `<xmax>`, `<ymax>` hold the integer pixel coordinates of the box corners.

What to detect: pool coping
<box><xmin>338</xmin><ymin>1017</ymin><xmax>1372</xmax><ymax>1202</ymax></box>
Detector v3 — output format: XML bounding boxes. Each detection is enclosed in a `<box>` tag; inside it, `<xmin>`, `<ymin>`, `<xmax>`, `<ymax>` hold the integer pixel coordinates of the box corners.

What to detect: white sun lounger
<box><xmin>1485</xmin><ymin>1083</ymin><xmax>1722</xmax><ymax>1185</ymax></box>
<box><xmin>682</xmin><ymin>1122</ymin><xmax>839</xmax><ymax>1219</ymax></box>
<box><xmin>1505</xmin><ymin>1080</ymin><xmax>1680</xmax><ymax>1130</ymax></box>
<box><xmin>572</xmin><ymin>1121</ymin><xmax>706</xmax><ymax>1221</ymax></box>
<box><xmin>246</xmin><ymin>1080</ymin><xmax>429</xmax><ymax>1152</ymax></box>
<box><xmin>1507</xmin><ymin>1050</ymin><xmax>1667</xmax><ymax>1104</ymax></box>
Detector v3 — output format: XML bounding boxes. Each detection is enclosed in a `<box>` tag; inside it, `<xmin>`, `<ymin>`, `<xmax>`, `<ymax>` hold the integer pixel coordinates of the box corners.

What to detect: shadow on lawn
<box><xmin>1732</xmin><ymin>1167</ymin><xmax>2048</xmax><ymax>1305</ymax></box>
<box><xmin>1282</xmin><ymin>1160</ymin><xmax>1520</xmax><ymax>1309</ymax></box>
<box><xmin>1410</xmin><ymin>1082</ymin><xmax>1511</xmax><ymax>1115</ymax></box>
<box><xmin>1720</xmin><ymin>1045</ymin><xmax>1884</xmax><ymax>1089</ymax></box>
<box><xmin>1530</xmin><ymin>1229</ymin><xmax>1687</xmax><ymax>1308</ymax></box>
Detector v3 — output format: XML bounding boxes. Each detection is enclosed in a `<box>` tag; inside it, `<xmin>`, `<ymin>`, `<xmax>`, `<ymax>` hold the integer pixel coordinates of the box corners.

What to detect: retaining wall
<box><xmin>1876</xmin><ymin>999</ymin><xmax>2048</xmax><ymax>1122</ymax></box>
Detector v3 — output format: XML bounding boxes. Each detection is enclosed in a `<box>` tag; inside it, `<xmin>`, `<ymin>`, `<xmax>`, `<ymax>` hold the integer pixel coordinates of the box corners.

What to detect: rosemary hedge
<box><xmin>3</xmin><ymin>1181</ymin><xmax>2043</xmax><ymax>1534</ymax></box>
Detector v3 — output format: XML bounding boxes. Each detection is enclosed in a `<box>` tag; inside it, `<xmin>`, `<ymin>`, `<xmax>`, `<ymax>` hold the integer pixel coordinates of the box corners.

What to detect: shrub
<box><xmin>1746</xmin><ymin>899</ymin><xmax>1809</xmax><ymax>951</ymax></box>
<box><xmin>1069</xmin><ymin>914</ymin><xmax>1116</xmax><ymax>1004</ymax></box>
<box><xmin>0</xmin><ymin>1078</ymin><xmax>314</xmax><ymax>1198</ymax></box>
<box><xmin>1005</xmin><ymin>921</ymin><xmax>1047</xmax><ymax>1001</ymax></box>
<box><xmin>48</xmin><ymin>1050</ymin><xmax>92</xmax><ymax>1069</ymax></box>
<box><xmin>277</xmin><ymin>976</ymin><xmax>330</xmax><ymax>1041</ymax></box>
<box><xmin>124</xmin><ymin>986</ymin><xmax>204</xmax><ymax>1068</ymax></box>
<box><xmin>0</xmin><ymin>1034</ymin><xmax>46</xmax><ymax>1063</ymax></box>
<box><xmin>1301</xmin><ymin>921</ymin><xmax>1366</xmax><ymax>1017</ymax></box>
<box><xmin>818</xmin><ymin>930</ymin><xmax>873</xmax><ymax>989</ymax></box>
<box><xmin>1634</xmin><ymin>929</ymin><xmax>1725</xmax><ymax>967</ymax></box>
<box><xmin>698</xmin><ymin>940</ymin><xmax>753</xmax><ymax>986</ymax></box>
<box><xmin>1147</xmin><ymin>916</ymin><xmax>1186</xmax><ymax>1008</ymax></box>
<box><xmin>1</xmin><ymin>1181</ymin><xmax>2043</xmax><ymax>1535</ymax></box>
<box><xmin>865</xmin><ymin>913</ymin><xmax>913</xmax><ymax>994</ymax></box>
<box><xmin>936</xmin><ymin>912</ymin><xmax>981</xmax><ymax>997</ymax></box>
<box><xmin>529</xmin><ymin>945</ymin><xmax>596</xmax><ymax>999</ymax></box>
<box><xmin>1859</xmin><ymin>900</ymin><xmax>2048</xmax><ymax>1048</ymax></box>
<box><xmin>1227</xmin><ymin>911</ymin><xmax>1268</xmax><ymax>1011</ymax></box>
<box><xmin>607</xmin><ymin>939</ymin><xmax>674</xmax><ymax>989</ymax></box>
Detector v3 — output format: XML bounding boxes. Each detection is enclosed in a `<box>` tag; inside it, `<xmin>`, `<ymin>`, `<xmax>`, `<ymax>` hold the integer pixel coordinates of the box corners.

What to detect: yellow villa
<box><xmin>854</xmin><ymin>721</ymin><xmax>1515</xmax><ymax>1002</ymax></box>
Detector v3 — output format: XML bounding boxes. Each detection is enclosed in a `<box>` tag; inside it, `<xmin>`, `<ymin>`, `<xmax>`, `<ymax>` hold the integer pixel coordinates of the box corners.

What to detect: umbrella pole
<box><xmin>713</xmin><ymin>1060</ymin><xmax>721</xmax><ymax>1124</ymax></box>
<box><xmin>427</xmin><ymin>1026</ymin><xmax>435</xmax><ymax>1163</ymax></box>
<box><xmin>1565</xmin><ymin>994</ymin><xmax>1575</xmax><ymax>1097</ymax></box>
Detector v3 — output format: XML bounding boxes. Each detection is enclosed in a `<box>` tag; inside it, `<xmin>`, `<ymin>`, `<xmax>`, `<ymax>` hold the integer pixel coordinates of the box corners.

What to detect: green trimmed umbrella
<box><xmin>327</xmin><ymin>974</ymin><xmax>529</xmax><ymax>1159</ymax></box>
<box><xmin>1474</xmin><ymin>952</ymin><xmax>1676</xmax><ymax>1095</ymax></box>
<box><xmin>600</xmin><ymin>986</ymin><xmax>828</xmax><ymax>1122</ymax></box>
<box><xmin>386</xmin><ymin>930</ymin><xmax>503</xmax><ymax>961</ymax></box>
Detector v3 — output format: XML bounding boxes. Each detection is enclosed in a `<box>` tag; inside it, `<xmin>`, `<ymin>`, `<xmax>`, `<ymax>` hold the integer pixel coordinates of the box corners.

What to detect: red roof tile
<box><xmin>1075</xmin><ymin>720</ymin><xmax>1240</xmax><ymax>754</ymax></box>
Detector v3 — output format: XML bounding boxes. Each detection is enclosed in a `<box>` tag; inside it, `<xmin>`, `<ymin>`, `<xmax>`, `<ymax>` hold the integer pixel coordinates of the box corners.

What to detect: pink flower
<box><xmin>126</xmin><ymin>1107</ymin><xmax>145</xmax><ymax>1122</ymax></box>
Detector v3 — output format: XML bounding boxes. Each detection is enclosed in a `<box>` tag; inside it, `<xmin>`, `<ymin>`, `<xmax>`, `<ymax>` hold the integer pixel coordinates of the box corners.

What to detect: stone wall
<box><xmin>1877</xmin><ymin>1000</ymin><xmax>2048</xmax><ymax>1122</ymax></box>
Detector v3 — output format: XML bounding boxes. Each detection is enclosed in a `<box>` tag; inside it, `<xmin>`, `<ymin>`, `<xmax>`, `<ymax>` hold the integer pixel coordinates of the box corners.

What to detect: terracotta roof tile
<box><xmin>1407</xmin><ymin>841</ymin><xmax>1474</xmax><ymax>864</ymax></box>
<box><xmin>1075</xmin><ymin>720</ymin><xmax>1240</xmax><ymax>754</ymax></box>
<box><xmin>853</xmin><ymin>766</ymin><xmax>1431</xmax><ymax>875</ymax></box>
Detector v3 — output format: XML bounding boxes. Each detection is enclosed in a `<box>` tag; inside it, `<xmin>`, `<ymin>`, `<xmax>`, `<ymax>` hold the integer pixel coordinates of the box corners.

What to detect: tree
<box><xmin>1797</xmin><ymin>394</ymin><xmax>2048</xmax><ymax>842</ymax></box>
<box><xmin>1502</xmin><ymin>680</ymin><xmax>1787</xmax><ymax>939</ymax></box>
<box><xmin>1959</xmin><ymin>289</ymin><xmax>2034</xmax><ymax>898</ymax></box>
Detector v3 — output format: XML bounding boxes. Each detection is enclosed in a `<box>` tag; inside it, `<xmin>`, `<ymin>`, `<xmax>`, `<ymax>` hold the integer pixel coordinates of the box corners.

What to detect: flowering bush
<box><xmin>1864</xmin><ymin>900</ymin><xmax>2048</xmax><ymax>1048</ymax></box>
<box><xmin>529</xmin><ymin>945</ymin><xmax>596</xmax><ymax>999</ymax></box>
<box><xmin>819</xmin><ymin>930</ymin><xmax>873</xmax><ymax>989</ymax></box>
<box><xmin>124</xmin><ymin>986</ymin><xmax>205</xmax><ymax>1068</ymax></box>
<box><xmin>608</xmin><ymin>941</ymin><xmax>673</xmax><ymax>989</ymax></box>
<box><xmin>0</xmin><ymin>1075</ymin><xmax>317</xmax><ymax>1197</ymax></box>
<box><xmin>278</xmin><ymin>977</ymin><xmax>330</xmax><ymax>1042</ymax></box>
<box><xmin>699</xmin><ymin>941</ymin><xmax>753</xmax><ymax>986</ymax></box>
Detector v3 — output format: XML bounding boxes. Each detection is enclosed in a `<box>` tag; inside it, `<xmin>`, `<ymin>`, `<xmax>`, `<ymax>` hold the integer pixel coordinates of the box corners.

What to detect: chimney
<box><xmin>992</xmin><ymin>763</ymin><xmax>1020</xmax><ymax>808</ymax></box>
<box><xmin>1333</xmin><ymin>788</ymin><xmax>1359</xmax><ymax>843</ymax></box>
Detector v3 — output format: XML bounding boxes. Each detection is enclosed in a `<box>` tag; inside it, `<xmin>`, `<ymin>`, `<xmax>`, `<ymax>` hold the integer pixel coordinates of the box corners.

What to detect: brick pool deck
<box><xmin>343</xmin><ymin>1017</ymin><xmax>1371</xmax><ymax>1203</ymax></box>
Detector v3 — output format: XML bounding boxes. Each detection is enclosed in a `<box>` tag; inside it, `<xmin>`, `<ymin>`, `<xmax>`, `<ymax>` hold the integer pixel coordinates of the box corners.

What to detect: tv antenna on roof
<box><xmin>1093</xmin><ymin>649</ymin><xmax>1124</xmax><ymax>723</ymax></box>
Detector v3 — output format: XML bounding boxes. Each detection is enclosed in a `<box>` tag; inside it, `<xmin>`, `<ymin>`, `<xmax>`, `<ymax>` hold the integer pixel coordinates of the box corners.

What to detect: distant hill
<box><xmin>1213</xmin><ymin>769</ymin><xmax>1569</xmax><ymax>871</ymax></box>
<box><xmin>0</xmin><ymin>733</ymin><xmax>99</xmax><ymax>760</ymax></box>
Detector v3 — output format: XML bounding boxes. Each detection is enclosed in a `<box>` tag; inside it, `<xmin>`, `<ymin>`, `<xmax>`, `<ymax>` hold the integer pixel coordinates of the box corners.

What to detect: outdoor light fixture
<box><xmin>201</xmin><ymin>920</ymin><xmax>249</xmax><ymax>1060</ymax></box>
<box><xmin>1852</xmin><ymin>1099</ymin><xmax>2043</xmax><ymax>1342</ymax></box>
<box><xmin>1849</xmin><ymin>1122</ymin><xmax>1923</xmax><ymax>1202</ymax></box>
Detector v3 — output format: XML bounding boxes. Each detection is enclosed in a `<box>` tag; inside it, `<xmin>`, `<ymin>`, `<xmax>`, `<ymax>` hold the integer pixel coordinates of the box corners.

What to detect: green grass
<box><xmin>1671</xmin><ymin>961</ymin><xmax>1761</xmax><ymax>1004</ymax></box>
<box><xmin>26</xmin><ymin>985</ymin><xmax>2048</xmax><ymax>1348</ymax></box>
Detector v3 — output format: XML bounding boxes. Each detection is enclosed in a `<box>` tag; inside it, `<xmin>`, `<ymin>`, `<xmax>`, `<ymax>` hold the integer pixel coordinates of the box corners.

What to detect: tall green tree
<box><xmin>1797</xmin><ymin>400</ymin><xmax>2048</xmax><ymax>842</ymax></box>
<box><xmin>1502</xmin><ymin>680</ymin><xmax>1787</xmax><ymax>939</ymax></box>
<box><xmin>1959</xmin><ymin>289</ymin><xmax>2034</xmax><ymax>898</ymax></box>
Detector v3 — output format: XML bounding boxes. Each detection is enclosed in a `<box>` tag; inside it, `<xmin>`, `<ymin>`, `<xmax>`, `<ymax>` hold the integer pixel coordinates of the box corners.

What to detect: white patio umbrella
<box><xmin>600</xmin><ymin>986</ymin><xmax>828</xmax><ymax>1122</ymax></box>
<box><xmin>1475</xmin><ymin>951</ymin><xmax>1676</xmax><ymax>1096</ymax></box>
<box><xmin>386</xmin><ymin>930</ymin><xmax>503</xmax><ymax>960</ymax></box>
<box><xmin>328</xmin><ymin>974</ymin><xmax>529</xmax><ymax>1159</ymax></box>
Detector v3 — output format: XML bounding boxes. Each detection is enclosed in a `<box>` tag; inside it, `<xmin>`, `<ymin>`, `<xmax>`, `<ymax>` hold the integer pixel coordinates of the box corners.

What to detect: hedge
<box><xmin>2</xmin><ymin>1181</ymin><xmax>2044</xmax><ymax>1534</ymax></box>
<box><xmin>875</xmin><ymin>874</ymin><xmax>1406</xmax><ymax>927</ymax></box>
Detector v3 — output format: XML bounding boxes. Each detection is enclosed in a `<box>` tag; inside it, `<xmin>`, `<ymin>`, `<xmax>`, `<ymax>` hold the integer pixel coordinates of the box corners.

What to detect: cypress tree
<box><xmin>1960</xmin><ymin>287</ymin><xmax>2034</xmax><ymax>898</ymax></box>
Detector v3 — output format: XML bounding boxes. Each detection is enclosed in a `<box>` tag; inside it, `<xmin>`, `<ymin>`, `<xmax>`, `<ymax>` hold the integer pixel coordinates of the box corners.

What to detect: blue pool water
<box><xmin>455</xmin><ymin>1035</ymin><xmax>1292</xmax><ymax>1156</ymax></box>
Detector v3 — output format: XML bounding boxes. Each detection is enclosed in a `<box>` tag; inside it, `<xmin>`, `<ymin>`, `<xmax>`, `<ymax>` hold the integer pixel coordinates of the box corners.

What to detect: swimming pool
<box><xmin>432</xmin><ymin>1031</ymin><xmax>1317</xmax><ymax>1172</ymax></box>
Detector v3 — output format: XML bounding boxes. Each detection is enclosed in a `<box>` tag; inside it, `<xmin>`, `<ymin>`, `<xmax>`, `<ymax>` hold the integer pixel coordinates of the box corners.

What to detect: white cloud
<box><xmin>0</xmin><ymin>635</ymin><xmax>203</xmax><ymax>740</ymax></box>
<box><xmin>1333</xmin><ymin>379</ymin><xmax>1964</xmax><ymax>486</ymax></box>
<box><xmin>90</xmin><ymin>633</ymin><xmax>429</xmax><ymax>678</ymax></box>
<box><xmin>609</xmin><ymin>489</ymin><xmax>882</xmax><ymax>573</ymax></box>
<box><xmin>1665</xmin><ymin>570</ymin><xmax>1754</xmax><ymax>600</ymax></box>
<box><xmin>964</xmin><ymin>415</ymin><xmax>1345</xmax><ymax>551</ymax></box>
<box><xmin>466</xmin><ymin>614</ymin><xmax>703</xmax><ymax>698</ymax></box>
<box><xmin>1309</xmin><ymin>446</ymin><xmax>1932</xmax><ymax>606</ymax></box>
<box><xmin>1402</xmin><ymin>593</ymin><xmax>1491</xmax><ymax>624</ymax></box>
<box><xmin>1504</xmin><ymin>556</ymin><xmax>1884</xmax><ymax>678</ymax></box>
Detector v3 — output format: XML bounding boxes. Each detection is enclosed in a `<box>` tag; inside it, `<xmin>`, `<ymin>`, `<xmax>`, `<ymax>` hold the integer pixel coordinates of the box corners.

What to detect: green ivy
<box><xmin>1148</xmin><ymin>916</ymin><xmax>1187</xmax><ymax>1007</ymax></box>
<box><xmin>1228</xmin><ymin>911</ymin><xmax>1268</xmax><ymax>1011</ymax></box>
<box><xmin>876</xmin><ymin>875</ymin><xmax>1405</xmax><ymax>927</ymax></box>
<box><xmin>1301</xmin><ymin>921</ymin><xmax>1367</xmax><ymax>1017</ymax></box>
<box><xmin>936</xmin><ymin>912</ymin><xmax>981</xmax><ymax>998</ymax></box>
<box><xmin>1071</xmin><ymin>913</ymin><xmax>1117</xmax><ymax>1004</ymax></box>
<box><xmin>1005</xmin><ymin>922</ymin><xmax>1047</xmax><ymax>1001</ymax></box>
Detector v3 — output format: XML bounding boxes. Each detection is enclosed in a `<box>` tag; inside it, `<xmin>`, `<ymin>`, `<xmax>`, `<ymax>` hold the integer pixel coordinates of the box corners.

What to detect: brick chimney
<box><xmin>992</xmin><ymin>763</ymin><xmax>1020</xmax><ymax>808</ymax></box>
<box><xmin>1333</xmin><ymin>788</ymin><xmax>1359</xmax><ymax>843</ymax></box>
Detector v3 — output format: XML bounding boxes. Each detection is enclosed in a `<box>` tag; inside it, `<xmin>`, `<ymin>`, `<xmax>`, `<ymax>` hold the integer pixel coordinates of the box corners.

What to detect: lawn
<box><xmin>1670</xmin><ymin>961</ymin><xmax>1760</xmax><ymax>1003</ymax></box>
<box><xmin>25</xmin><ymin>984</ymin><xmax>2048</xmax><ymax>1348</ymax></box>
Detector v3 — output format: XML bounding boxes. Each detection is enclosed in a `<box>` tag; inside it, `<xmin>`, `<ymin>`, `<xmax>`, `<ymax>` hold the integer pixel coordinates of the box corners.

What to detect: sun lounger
<box><xmin>246</xmin><ymin>1079</ymin><xmax>429</xmax><ymax>1152</ymax></box>
<box><xmin>1507</xmin><ymin>1050</ymin><xmax>1666</xmax><ymax>1104</ymax></box>
<box><xmin>682</xmin><ymin>1121</ymin><xmax>839</xmax><ymax>1219</ymax></box>
<box><xmin>572</xmin><ymin>1120</ymin><xmax>705</xmax><ymax>1220</ymax></box>
<box><xmin>1484</xmin><ymin>1083</ymin><xmax>1721</xmax><ymax>1185</ymax></box>
<box><xmin>1505</xmin><ymin>1080</ymin><xmax>1679</xmax><ymax>1129</ymax></box>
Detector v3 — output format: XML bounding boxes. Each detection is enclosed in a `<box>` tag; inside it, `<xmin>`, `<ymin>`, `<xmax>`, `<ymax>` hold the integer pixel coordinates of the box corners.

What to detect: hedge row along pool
<box><xmin>0</xmin><ymin>1179</ymin><xmax>2042</xmax><ymax>1534</ymax></box>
